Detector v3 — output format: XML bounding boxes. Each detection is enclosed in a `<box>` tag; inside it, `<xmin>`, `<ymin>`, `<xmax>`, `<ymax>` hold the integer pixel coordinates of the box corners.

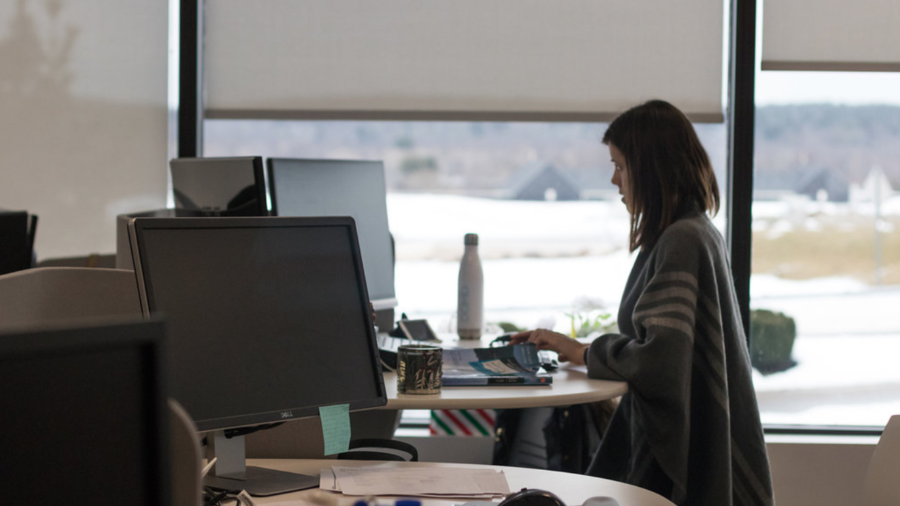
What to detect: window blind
<box><xmin>204</xmin><ymin>0</ymin><xmax>725</xmax><ymax>122</ymax></box>
<box><xmin>762</xmin><ymin>0</ymin><xmax>900</xmax><ymax>71</ymax></box>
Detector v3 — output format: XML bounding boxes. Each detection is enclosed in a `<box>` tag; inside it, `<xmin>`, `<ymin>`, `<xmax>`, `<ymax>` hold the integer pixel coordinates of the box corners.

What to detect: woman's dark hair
<box><xmin>602</xmin><ymin>99</ymin><xmax>720</xmax><ymax>252</ymax></box>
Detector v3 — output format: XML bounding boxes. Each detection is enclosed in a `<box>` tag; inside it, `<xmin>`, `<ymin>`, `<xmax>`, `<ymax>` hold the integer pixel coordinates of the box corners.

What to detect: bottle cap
<box><xmin>464</xmin><ymin>233</ymin><xmax>478</xmax><ymax>245</ymax></box>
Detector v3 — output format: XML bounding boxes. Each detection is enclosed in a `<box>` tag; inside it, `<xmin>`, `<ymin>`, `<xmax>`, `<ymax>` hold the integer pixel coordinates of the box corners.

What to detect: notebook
<box><xmin>441</xmin><ymin>344</ymin><xmax>553</xmax><ymax>387</ymax></box>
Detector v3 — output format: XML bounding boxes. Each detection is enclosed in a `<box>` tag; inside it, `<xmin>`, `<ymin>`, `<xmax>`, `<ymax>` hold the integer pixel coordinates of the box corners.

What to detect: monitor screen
<box><xmin>129</xmin><ymin>216</ymin><xmax>386</xmax><ymax>432</ymax></box>
<box><xmin>170</xmin><ymin>156</ymin><xmax>269</xmax><ymax>216</ymax></box>
<box><xmin>0</xmin><ymin>319</ymin><xmax>168</xmax><ymax>506</ymax></box>
<box><xmin>267</xmin><ymin>158</ymin><xmax>396</xmax><ymax>309</ymax></box>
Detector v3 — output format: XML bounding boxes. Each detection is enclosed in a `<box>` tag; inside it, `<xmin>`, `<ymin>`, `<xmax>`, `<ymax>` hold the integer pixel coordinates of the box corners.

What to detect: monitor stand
<box><xmin>204</xmin><ymin>430</ymin><xmax>319</xmax><ymax>496</ymax></box>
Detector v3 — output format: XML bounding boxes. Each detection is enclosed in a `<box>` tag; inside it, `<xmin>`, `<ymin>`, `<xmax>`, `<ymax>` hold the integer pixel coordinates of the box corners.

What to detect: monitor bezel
<box><xmin>128</xmin><ymin>216</ymin><xmax>387</xmax><ymax>432</ymax></box>
<box><xmin>170</xmin><ymin>156</ymin><xmax>270</xmax><ymax>217</ymax></box>
<box><xmin>0</xmin><ymin>318</ymin><xmax>170</xmax><ymax>506</ymax></box>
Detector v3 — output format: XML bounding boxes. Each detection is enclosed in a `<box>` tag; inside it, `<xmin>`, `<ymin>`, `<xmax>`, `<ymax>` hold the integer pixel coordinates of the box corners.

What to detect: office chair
<box><xmin>337</xmin><ymin>438</ymin><xmax>418</xmax><ymax>462</ymax></box>
<box><xmin>36</xmin><ymin>253</ymin><xmax>117</xmax><ymax>268</ymax></box>
<box><xmin>170</xmin><ymin>399</ymin><xmax>202</xmax><ymax>506</ymax></box>
<box><xmin>0</xmin><ymin>266</ymin><xmax>201</xmax><ymax>506</ymax></box>
<box><xmin>863</xmin><ymin>415</ymin><xmax>900</xmax><ymax>506</ymax></box>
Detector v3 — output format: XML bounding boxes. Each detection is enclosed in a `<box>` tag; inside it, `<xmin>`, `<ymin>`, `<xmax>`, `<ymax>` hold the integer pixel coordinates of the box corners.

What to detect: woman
<box><xmin>511</xmin><ymin>100</ymin><xmax>774</xmax><ymax>506</ymax></box>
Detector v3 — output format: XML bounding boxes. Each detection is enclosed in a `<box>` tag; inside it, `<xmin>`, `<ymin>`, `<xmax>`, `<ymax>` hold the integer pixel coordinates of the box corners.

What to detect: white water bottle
<box><xmin>457</xmin><ymin>233</ymin><xmax>484</xmax><ymax>339</ymax></box>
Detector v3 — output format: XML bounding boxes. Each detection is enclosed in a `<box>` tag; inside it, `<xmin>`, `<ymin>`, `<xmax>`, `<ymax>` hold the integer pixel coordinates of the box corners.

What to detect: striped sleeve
<box><xmin>586</xmin><ymin>267</ymin><xmax>698</xmax><ymax>401</ymax></box>
<box><xmin>633</xmin><ymin>271</ymin><xmax>699</xmax><ymax>342</ymax></box>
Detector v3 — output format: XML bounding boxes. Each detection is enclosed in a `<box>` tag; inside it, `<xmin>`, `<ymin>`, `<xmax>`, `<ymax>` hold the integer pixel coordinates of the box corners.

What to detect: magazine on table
<box><xmin>441</xmin><ymin>343</ymin><xmax>553</xmax><ymax>386</ymax></box>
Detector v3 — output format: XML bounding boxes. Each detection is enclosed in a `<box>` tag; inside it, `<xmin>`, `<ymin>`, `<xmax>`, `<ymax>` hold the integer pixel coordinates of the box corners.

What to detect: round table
<box><xmin>248</xmin><ymin>459</ymin><xmax>675</xmax><ymax>506</ymax></box>
<box><xmin>385</xmin><ymin>365</ymin><xmax>627</xmax><ymax>410</ymax></box>
<box><xmin>381</xmin><ymin>333</ymin><xmax>627</xmax><ymax>410</ymax></box>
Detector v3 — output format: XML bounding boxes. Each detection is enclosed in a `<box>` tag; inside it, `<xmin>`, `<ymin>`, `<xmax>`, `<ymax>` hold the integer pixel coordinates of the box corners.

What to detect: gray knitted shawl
<box><xmin>585</xmin><ymin>210</ymin><xmax>775</xmax><ymax>506</ymax></box>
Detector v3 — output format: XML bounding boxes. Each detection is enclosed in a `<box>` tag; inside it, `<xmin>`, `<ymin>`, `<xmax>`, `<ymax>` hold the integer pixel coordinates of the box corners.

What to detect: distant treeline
<box><xmin>755</xmin><ymin>104</ymin><xmax>900</xmax><ymax>185</ymax></box>
<box><xmin>757</xmin><ymin>104</ymin><xmax>900</xmax><ymax>142</ymax></box>
<box><xmin>203</xmin><ymin>104</ymin><xmax>900</xmax><ymax>190</ymax></box>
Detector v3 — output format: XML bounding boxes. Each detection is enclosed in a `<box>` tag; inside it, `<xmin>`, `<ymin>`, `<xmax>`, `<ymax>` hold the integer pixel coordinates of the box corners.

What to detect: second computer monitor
<box><xmin>0</xmin><ymin>319</ymin><xmax>168</xmax><ymax>505</ymax></box>
<box><xmin>170</xmin><ymin>156</ymin><xmax>269</xmax><ymax>216</ymax></box>
<box><xmin>267</xmin><ymin>158</ymin><xmax>396</xmax><ymax>309</ymax></box>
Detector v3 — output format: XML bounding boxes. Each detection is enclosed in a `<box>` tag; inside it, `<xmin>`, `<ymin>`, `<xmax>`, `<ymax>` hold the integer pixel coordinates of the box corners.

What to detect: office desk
<box><xmin>249</xmin><ymin>459</ymin><xmax>676</xmax><ymax>506</ymax></box>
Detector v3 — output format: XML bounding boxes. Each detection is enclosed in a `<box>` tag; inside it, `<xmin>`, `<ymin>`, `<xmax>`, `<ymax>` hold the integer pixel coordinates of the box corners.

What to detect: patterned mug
<box><xmin>397</xmin><ymin>344</ymin><xmax>442</xmax><ymax>394</ymax></box>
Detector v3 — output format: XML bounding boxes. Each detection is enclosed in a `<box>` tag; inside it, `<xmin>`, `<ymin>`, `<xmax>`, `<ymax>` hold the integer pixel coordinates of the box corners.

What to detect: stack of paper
<box><xmin>320</xmin><ymin>465</ymin><xmax>511</xmax><ymax>498</ymax></box>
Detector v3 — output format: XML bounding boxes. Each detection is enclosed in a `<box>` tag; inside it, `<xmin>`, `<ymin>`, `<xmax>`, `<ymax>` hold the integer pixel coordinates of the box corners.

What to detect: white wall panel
<box><xmin>0</xmin><ymin>0</ymin><xmax>169</xmax><ymax>258</ymax></box>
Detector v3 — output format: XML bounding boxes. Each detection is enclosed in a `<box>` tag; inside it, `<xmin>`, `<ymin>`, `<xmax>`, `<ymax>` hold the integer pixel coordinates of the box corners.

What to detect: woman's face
<box><xmin>608</xmin><ymin>143</ymin><xmax>632</xmax><ymax>214</ymax></box>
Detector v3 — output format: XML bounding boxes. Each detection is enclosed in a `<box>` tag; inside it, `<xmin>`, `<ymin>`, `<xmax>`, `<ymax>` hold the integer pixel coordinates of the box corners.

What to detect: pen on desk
<box><xmin>201</xmin><ymin>457</ymin><xmax>217</xmax><ymax>478</ymax></box>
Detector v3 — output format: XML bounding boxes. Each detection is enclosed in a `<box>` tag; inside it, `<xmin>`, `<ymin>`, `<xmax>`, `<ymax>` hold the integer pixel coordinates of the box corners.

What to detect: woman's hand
<box><xmin>509</xmin><ymin>329</ymin><xmax>590</xmax><ymax>366</ymax></box>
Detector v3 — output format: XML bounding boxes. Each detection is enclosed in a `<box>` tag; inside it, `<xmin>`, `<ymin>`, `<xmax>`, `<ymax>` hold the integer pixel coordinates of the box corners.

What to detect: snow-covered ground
<box><xmin>387</xmin><ymin>193</ymin><xmax>900</xmax><ymax>427</ymax></box>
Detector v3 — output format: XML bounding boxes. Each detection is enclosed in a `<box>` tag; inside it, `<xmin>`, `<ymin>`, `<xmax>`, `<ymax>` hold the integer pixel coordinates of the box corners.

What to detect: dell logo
<box><xmin>280</xmin><ymin>411</ymin><xmax>294</xmax><ymax>419</ymax></box>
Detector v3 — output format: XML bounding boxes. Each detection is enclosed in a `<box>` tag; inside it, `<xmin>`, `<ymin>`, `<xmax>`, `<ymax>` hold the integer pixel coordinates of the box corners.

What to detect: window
<box><xmin>752</xmin><ymin>71</ymin><xmax>900</xmax><ymax>427</ymax></box>
<box><xmin>205</xmin><ymin>119</ymin><xmax>727</xmax><ymax>337</ymax></box>
<box><xmin>197</xmin><ymin>0</ymin><xmax>729</xmax><ymax>341</ymax></box>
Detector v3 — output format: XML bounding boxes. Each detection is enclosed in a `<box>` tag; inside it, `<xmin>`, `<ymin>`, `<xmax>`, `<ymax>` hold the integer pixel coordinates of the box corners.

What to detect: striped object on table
<box><xmin>430</xmin><ymin>409</ymin><xmax>496</xmax><ymax>436</ymax></box>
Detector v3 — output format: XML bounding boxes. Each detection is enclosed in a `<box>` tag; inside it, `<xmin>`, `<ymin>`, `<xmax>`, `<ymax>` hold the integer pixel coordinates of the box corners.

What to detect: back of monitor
<box><xmin>267</xmin><ymin>158</ymin><xmax>396</xmax><ymax>309</ymax></box>
<box><xmin>170</xmin><ymin>156</ymin><xmax>268</xmax><ymax>217</ymax></box>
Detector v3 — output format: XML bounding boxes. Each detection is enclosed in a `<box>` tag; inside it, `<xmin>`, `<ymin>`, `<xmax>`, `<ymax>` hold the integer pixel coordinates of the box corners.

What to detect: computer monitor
<box><xmin>0</xmin><ymin>319</ymin><xmax>168</xmax><ymax>505</ymax></box>
<box><xmin>128</xmin><ymin>216</ymin><xmax>387</xmax><ymax>496</ymax></box>
<box><xmin>0</xmin><ymin>209</ymin><xmax>37</xmax><ymax>275</ymax></box>
<box><xmin>170</xmin><ymin>156</ymin><xmax>269</xmax><ymax>216</ymax></box>
<box><xmin>267</xmin><ymin>158</ymin><xmax>397</xmax><ymax>310</ymax></box>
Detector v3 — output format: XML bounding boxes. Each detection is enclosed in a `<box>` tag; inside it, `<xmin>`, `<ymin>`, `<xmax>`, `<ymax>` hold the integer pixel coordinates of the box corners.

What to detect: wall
<box><xmin>767</xmin><ymin>436</ymin><xmax>878</xmax><ymax>506</ymax></box>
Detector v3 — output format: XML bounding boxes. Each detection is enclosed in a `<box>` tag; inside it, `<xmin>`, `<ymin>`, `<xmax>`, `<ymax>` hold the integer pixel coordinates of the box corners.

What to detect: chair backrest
<box><xmin>0</xmin><ymin>267</ymin><xmax>141</xmax><ymax>329</ymax></box>
<box><xmin>863</xmin><ymin>415</ymin><xmax>900</xmax><ymax>506</ymax></box>
<box><xmin>337</xmin><ymin>438</ymin><xmax>419</xmax><ymax>462</ymax></box>
<box><xmin>169</xmin><ymin>400</ymin><xmax>202</xmax><ymax>506</ymax></box>
<box><xmin>36</xmin><ymin>253</ymin><xmax>117</xmax><ymax>269</ymax></box>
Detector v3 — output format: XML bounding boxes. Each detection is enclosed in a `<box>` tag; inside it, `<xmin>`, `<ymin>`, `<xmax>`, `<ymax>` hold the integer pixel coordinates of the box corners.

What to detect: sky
<box><xmin>756</xmin><ymin>71</ymin><xmax>900</xmax><ymax>106</ymax></box>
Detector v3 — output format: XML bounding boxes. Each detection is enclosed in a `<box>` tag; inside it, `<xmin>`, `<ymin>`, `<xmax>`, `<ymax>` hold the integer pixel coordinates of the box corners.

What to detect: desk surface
<box><xmin>249</xmin><ymin>460</ymin><xmax>675</xmax><ymax>506</ymax></box>
<box><xmin>384</xmin><ymin>365</ymin><xmax>627</xmax><ymax>410</ymax></box>
<box><xmin>381</xmin><ymin>335</ymin><xmax>627</xmax><ymax>410</ymax></box>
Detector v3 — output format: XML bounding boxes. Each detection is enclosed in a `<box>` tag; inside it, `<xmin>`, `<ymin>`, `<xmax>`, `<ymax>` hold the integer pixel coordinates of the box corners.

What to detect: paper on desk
<box><xmin>320</xmin><ymin>468</ymin><xmax>338</xmax><ymax>491</ymax></box>
<box><xmin>328</xmin><ymin>465</ymin><xmax>510</xmax><ymax>497</ymax></box>
<box><xmin>319</xmin><ymin>466</ymin><xmax>509</xmax><ymax>497</ymax></box>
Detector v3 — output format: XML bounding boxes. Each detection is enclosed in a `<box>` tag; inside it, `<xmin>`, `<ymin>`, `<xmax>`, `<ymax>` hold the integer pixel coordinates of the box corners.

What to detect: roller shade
<box><xmin>762</xmin><ymin>0</ymin><xmax>900</xmax><ymax>71</ymax></box>
<box><xmin>0</xmin><ymin>1</ymin><xmax>168</xmax><ymax>258</ymax></box>
<box><xmin>204</xmin><ymin>0</ymin><xmax>725</xmax><ymax>122</ymax></box>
